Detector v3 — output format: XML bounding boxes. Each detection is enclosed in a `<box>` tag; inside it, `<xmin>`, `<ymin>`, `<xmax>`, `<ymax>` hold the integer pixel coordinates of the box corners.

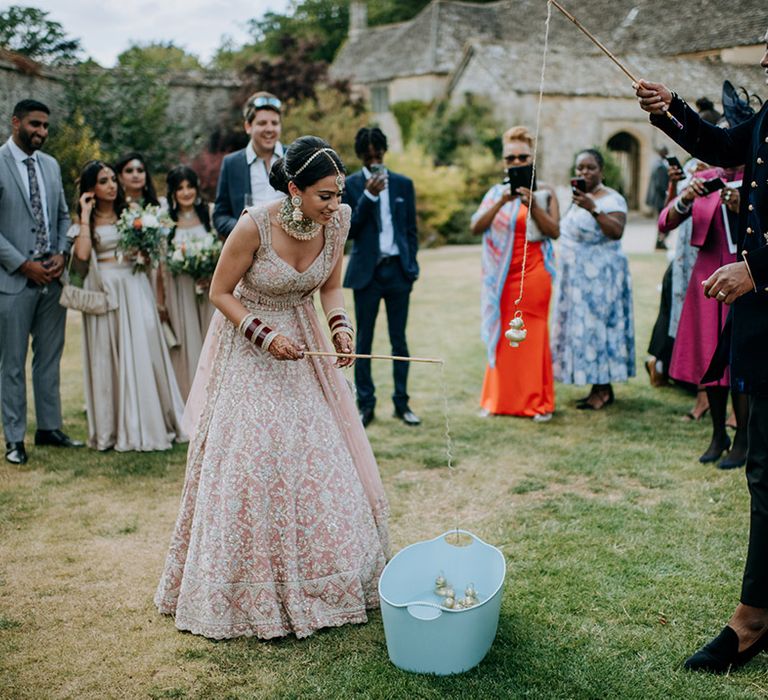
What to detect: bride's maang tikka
<box><xmin>286</xmin><ymin>148</ymin><xmax>345</xmax><ymax>190</ymax></box>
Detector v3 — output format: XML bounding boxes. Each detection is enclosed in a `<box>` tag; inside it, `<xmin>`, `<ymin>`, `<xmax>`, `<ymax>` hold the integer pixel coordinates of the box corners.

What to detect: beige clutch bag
<box><xmin>161</xmin><ymin>320</ymin><xmax>180</xmax><ymax>349</ymax></box>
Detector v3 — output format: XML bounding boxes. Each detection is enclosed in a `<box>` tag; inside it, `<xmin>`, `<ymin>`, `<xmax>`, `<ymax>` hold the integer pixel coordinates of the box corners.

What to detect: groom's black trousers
<box><xmin>742</xmin><ymin>395</ymin><xmax>768</xmax><ymax>607</ymax></box>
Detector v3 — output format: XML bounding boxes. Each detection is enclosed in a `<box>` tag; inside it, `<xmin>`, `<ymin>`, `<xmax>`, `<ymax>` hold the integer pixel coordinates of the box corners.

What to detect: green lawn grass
<box><xmin>1</xmin><ymin>246</ymin><xmax>767</xmax><ymax>699</ymax></box>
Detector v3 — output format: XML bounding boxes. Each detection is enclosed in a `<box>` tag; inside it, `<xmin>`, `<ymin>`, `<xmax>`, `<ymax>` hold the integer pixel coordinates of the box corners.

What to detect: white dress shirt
<box><xmin>7</xmin><ymin>137</ymin><xmax>50</xmax><ymax>239</ymax></box>
<box><xmin>362</xmin><ymin>166</ymin><xmax>399</xmax><ymax>257</ymax></box>
<box><xmin>246</xmin><ymin>141</ymin><xmax>284</xmax><ymax>206</ymax></box>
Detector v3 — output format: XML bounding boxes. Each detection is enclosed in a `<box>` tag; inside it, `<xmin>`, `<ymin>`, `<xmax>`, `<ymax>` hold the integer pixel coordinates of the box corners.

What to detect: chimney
<box><xmin>349</xmin><ymin>1</ymin><xmax>367</xmax><ymax>40</ymax></box>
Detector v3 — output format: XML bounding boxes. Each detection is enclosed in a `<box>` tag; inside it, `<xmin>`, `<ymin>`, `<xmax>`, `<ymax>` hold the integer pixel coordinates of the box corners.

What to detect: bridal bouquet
<box><xmin>116</xmin><ymin>204</ymin><xmax>173</xmax><ymax>274</ymax></box>
<box><xmin>167</xmin><ymin>231</ymin><xmax>222</xmax><ymax>295</ymax></box>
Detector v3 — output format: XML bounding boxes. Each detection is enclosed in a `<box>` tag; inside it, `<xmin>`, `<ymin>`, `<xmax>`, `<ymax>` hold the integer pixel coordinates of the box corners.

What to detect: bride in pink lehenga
<box><xmin>155</xmin><ymin>136</ymin><xmax>390</xmax><ymax>640</ymax></box>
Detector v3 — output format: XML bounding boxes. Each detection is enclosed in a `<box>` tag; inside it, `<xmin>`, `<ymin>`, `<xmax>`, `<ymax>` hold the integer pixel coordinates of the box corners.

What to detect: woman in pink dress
<box><xmin>660</xmin><ymin>166</ymin><xmax>748</xmax><ymax>469</ymax></box>
<box><xmin>155</xmin><ymin>136</ymin><xmax>389</xmax><ymax>639</ymax></box>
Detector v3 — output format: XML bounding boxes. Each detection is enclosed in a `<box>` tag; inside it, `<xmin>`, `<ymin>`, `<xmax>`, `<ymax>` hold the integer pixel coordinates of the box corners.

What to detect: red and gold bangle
<box><xmin>331</xmin><ymin>326</ymin><xmax>354</xmax><ymax>341</ymax></box>
<box><xmin>328</xmin><ymin>313</ymin><xmax>349</xmax><ymax>327</ymax></box>
<box><xmin>238</xmin><ymin>313</ymin><xmax>276</xmax><ymax>349</ymax></box>
<box><xmin>325</xmin><ymin>306</ymin><xmax>345</xmax><ymax>321</ymax></box>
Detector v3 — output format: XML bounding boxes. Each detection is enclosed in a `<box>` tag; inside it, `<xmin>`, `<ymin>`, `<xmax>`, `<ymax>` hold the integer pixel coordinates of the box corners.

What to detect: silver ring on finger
<box><xmin>717</xmin><ymin>291</ymin><xmax>726</xmax><ymax>301</ymax></box>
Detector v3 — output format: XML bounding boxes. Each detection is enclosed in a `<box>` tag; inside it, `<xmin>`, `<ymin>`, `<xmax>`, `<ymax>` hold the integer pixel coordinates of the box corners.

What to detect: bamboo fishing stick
<box><xmin>303</xmin><ymin>350</ymin><xmax>443</xmax><ymax>364</ymax></box>
<box><xmin>548</xmin><ymin>0</ymin><xmax>683</xmax><ymax>129</ymax></box>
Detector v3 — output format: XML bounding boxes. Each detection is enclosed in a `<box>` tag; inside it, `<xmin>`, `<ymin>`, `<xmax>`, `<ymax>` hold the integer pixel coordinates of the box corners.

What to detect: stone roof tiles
<box><xmin>330</xmin><ymin>0</ymin><xmax>768</xmax><ymax>84</ymax></box>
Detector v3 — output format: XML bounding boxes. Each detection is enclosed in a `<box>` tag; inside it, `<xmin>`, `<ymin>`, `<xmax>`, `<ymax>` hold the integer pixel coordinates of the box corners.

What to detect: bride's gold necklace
<box><xmin>278</xmin><ymin>196</ymin><xmax>322</xmax><ymax>241</ymax></box>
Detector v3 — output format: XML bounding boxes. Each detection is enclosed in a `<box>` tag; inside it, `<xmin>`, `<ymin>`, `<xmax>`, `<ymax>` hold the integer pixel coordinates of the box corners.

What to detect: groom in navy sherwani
<box><xmin>343</xmin><ymin>127</ymin><xmax>420</xmax><ymax>427</ymax></box>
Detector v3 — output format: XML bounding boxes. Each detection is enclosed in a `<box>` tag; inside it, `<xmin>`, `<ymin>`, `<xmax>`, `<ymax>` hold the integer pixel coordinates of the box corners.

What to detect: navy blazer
<box><xmin>652</xmin><ymin>96</ymin><xmax>768</xmax><ymax>395</ymax></box>
<box><xmin>213</xmin><ymin>149</ymin><xmax>249</xmax><ymax>238</ymax></box>
<box><xmin>342</xmin><ymin>169</ymin><xmax>419</xmax><ymax>290</ymax></box>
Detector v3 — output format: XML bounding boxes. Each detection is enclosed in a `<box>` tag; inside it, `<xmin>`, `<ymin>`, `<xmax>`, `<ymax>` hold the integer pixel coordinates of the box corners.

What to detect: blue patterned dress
<box><xmin>551</xmin><ymin>188</ymin><xmax>636</xmax><ymax>385</ymax></box>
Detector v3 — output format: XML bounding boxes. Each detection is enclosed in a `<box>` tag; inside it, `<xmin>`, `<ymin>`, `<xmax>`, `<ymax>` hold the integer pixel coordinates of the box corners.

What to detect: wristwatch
<box><xmin>591</xmin><ymin>204</ymin><xmax>603</xmax><ymax>218</ymax></box>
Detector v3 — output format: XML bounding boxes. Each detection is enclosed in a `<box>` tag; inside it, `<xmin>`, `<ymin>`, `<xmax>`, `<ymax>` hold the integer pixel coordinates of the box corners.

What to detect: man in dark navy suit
<box><xmin>636</xmin><ymin>34</ymin><xmax>768</xmax><ymax>673</ymax></box>
<box><xmin>213</xmin><ymin>91</ymin><xmax>284</xmax><ymax>238</ymax></box>
<box><xmin>343</xmin><ymin>127</ymin><xmax>420</xmax><ymax>427</ymax></box>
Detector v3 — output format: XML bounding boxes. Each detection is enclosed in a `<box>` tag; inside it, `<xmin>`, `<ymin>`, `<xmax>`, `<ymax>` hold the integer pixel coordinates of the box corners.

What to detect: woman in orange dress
<box><xmin>471</xmin><ymin>126</ymin><xmax>560</xmax><ymax>420</ymax></box>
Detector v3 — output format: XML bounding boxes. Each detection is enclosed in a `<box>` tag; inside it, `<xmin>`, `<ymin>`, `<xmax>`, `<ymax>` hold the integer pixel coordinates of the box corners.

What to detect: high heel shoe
<box><xmin>719</xmin><ymin>448</ymin><xmax>747</xmax><ymax>470</ymax></box>
<box><xmin>699</xmin><ymin>436</ymin><xmax>731</xmax><ymax>464</ymax></box>
<box><xmin>684</xmin><ymin>625</ymin><xmax>768</xmax><ymax>673</ymax></box>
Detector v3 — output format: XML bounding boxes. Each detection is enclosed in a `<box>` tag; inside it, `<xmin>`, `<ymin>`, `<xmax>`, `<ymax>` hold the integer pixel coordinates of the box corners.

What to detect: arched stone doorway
<box><xmin>607</xmin><ymin>131</ymin><xmax>640</xmax><ymax>210</ymax></box>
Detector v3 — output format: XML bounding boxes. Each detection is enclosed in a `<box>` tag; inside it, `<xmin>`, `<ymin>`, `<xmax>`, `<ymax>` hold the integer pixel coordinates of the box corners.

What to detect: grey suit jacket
<box><xmin>0</xmin><ymin>142</ymin><xmax>71</xmax><ymax>294</ymax></box>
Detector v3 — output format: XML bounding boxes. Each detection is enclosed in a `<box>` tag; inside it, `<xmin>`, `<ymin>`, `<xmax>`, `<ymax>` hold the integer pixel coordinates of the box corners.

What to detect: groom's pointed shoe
<box><xmin>5</xmin><ymin>442</ymin><xmax>27</xmax><ymax>465</ymax></box>
<box><xmin>34</xmin><ymin>429</ymin><xmax>84</xmax><ymax>448</ymax></box>
<box><xmin>684</xmin><ymin>625</ymin><xmax>768</xmax><ymax>673</ymax></box>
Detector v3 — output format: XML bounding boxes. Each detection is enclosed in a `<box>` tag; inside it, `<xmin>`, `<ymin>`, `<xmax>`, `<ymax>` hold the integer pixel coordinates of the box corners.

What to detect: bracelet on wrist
<box><xmin>325</xmin><ymin>306</ymin><xmax>346</xmax><ymax>321</ymax></box>
<box><xmin>674</xmin><ymin>197</ymin><xmax>692</xmax><ymax>216</ymax></box>
<box><xmin>261</xmin><ymin>330</ymin><xmax>279</xmax><ymax>352</ymax></box>
<box><xmin>238</xmin><ymin>313</ymin><xmax>257</xmax><ymax>334</ymax></box>
<box><xmin>239</xmin><ymin>314</ymin><xmax>276</xmax><ymax>350</ymax></box>
<box><xmin>331</xmin><ymin>326</ymin><xmax>354</xmax><ymax>339</ymax></box>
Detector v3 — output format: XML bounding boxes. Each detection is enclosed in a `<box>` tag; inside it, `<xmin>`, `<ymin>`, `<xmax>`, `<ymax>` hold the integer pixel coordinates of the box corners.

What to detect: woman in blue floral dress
<box><xmin>551</xmin><ymin>149</ymin><xmax>635</xmax><ymax>409</ymax></box>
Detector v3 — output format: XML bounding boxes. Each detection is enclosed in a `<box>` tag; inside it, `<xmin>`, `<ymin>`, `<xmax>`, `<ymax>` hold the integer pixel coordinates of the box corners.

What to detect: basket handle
<box><xmin>406</xmin><ymin>603</ymin><xmax>443</xmax><ymax>621</ymax></box>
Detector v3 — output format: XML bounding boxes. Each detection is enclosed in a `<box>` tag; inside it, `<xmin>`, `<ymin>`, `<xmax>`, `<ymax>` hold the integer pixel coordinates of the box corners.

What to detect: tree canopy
<box><xmin>117</xmin><ymin>42</ymin><xmax>203</xmax><ymax>73</ymax></box>
<box><xmin>0</xmin><ymin>5</ymin><xmax>81</xmax><ymax>64</ymax></box>
<box><xmin>214</xmin><ymin>0</ymin><xmax>499</xmax><ymax>69</ymax></box>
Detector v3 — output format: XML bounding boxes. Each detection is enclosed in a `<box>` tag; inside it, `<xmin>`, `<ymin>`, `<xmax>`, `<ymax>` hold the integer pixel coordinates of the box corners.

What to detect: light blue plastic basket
<box><xmin>378</xmin><ymin>529</ymin><xmax>506</xmax><ymax>675</ymax></box>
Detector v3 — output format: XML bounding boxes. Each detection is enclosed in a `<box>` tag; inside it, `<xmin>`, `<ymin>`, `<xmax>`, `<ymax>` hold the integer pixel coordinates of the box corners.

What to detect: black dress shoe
<box><xmin>34</xmin><ymin>429</ymin><xmax>84</xmax><ymax>448</ymax></box>
<box><xmin>5</xmin><ymin>442</ymin><xmax>27</xmax><ymax>465</ymax></box>
<box><xmin>359</xmin><ymin>407</ymin><xmax>375</xmax><ymax>427</ymax></box>
<box><xmin>684</xmin><ymin>625</ymin><xmax>768</xmax><ymax>673</ymax></box>
<box><xmin>394</xmin><ymin>408</ymin><xmax>421</xmax><ymax>426</ymax></box>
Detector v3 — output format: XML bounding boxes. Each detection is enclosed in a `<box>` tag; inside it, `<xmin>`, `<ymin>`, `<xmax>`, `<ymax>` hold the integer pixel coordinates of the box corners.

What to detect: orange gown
<box><xmin>480</xmin><ymin>206</ymin><xmax>555</xmax><ymax>416</ymax></box>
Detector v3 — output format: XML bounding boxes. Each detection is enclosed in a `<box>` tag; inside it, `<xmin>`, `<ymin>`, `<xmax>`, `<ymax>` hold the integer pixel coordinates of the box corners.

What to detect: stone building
<box><xmin>331</xmin><ymin>0</ymin><xmax>768</xmax><ymax>207</ymax></box>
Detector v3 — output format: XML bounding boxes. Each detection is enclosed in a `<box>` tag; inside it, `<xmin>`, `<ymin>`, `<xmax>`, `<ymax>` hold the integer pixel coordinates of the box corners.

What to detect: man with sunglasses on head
<box><xmin>213</xmin><ymin>91</ymin><xmax>284</xmax><ymax>238</ymax></box>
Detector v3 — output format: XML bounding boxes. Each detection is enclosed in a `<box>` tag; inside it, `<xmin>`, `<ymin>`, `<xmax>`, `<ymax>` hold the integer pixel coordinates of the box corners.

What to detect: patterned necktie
<box><xmin>23</xmin><ymin>157</ymin><xmax>49</xmax><ymax>255</ymax></box>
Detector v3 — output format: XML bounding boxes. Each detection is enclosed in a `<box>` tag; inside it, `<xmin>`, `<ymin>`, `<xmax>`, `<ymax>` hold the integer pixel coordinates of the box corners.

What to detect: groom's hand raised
<box><xmin>634</xmin><ymin>79</ymin><xmax>673</xmax><ymax>115</ymax></box>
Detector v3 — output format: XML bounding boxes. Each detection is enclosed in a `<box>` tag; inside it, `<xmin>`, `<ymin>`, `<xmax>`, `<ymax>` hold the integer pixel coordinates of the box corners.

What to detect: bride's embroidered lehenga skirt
<box><xmin>155</xmin><ymin>205</ymin><xmax>389</xmax><ymax>639</ymax></box>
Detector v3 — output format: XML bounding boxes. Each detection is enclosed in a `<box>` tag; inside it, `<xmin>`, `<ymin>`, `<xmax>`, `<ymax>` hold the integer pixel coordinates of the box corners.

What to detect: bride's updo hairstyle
<box><xmin>269</xmin><ymin>135</ymin><xmax>346</xmax><ymax>194</ymax></box>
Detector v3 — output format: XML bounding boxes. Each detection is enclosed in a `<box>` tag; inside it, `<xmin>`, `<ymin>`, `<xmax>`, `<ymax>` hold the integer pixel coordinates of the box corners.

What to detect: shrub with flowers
<box><xmin>116</xmin><ymin>204</ymin><xmax>173</xmax><ymax>273</ymax></box>
<box><xmin>167</xmin><ymin>231</ymin><xmax>222</xmax><ymax>295</ymax></box>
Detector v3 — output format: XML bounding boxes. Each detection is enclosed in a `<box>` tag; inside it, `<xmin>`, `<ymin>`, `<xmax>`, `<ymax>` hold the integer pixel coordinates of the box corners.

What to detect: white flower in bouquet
<box><xmin>142</xmin><ymin>213</ymin><xmax>160</xmax><ymax>229</ymax></box>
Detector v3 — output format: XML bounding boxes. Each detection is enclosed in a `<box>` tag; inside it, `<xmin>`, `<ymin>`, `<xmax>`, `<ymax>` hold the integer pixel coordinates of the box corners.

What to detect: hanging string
<box><xmin>514</xmin><ymin>0</ymin><xmax>553</xmax><ymax>311</ymax></box>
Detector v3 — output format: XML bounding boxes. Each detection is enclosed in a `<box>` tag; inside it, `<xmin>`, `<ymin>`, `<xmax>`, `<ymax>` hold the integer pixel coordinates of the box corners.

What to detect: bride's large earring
<box><xmin>291</xmin><ymin>194</ymin><xmax>304</xmax><ymax>223</ymax></box>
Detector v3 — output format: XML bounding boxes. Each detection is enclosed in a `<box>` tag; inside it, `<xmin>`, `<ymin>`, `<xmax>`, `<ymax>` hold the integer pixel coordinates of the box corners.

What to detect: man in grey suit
<box><xmin>0</xmin><ymin>99</ymin><xmax>83</xmax><ymax>464</ymax></box>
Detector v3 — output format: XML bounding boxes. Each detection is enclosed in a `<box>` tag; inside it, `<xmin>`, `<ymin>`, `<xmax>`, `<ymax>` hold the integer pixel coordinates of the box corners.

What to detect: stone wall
<box><xmin>0</xmin><ymin>58</ymin><xmax>240</xmax><ymax>147</ymax></box>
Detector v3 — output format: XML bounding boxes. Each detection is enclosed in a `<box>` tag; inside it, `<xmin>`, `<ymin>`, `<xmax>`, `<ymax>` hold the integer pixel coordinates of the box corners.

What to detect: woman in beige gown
<box><xmin>155</xmin><ymin>136</ymin><xmax>389</xmax><ymax>640</ymax></box>
<box><xmin>159</xmin><ymin>165</ymin><xmax>216</xmax><ymax>400</ymax></box>
<box><xmin>71</xmin><ymin>160</ymin><xmax>186</xmax><ymax>451</ymax></box>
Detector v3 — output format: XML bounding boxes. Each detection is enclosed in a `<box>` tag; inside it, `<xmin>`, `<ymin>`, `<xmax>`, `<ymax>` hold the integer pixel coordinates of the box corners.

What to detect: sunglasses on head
<box><xmin>504</xmin><ymin>154</ymin><xmax>530</xmax><ymax>163</ymax></box>
<box><xmin>249</xmin><ymin>96</ymin><xmax>282</xmax><ymax>111</ymax></box>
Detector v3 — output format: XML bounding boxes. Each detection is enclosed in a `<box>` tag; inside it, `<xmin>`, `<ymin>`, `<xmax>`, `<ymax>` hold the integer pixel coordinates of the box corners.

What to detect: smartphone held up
<box><xmin>701</xmin><ymin>177</ymin><xmax>726</xmax><ymax>195</ymax></box>
<box><xmin>505</xmin><ymin>164</ymin><xmax>537</xmax><ymax>197</ymax></box>
<box><xmin>570</xmin><ymin>177</ymin><xmax>587</xmax><ymax>194</ymax></box>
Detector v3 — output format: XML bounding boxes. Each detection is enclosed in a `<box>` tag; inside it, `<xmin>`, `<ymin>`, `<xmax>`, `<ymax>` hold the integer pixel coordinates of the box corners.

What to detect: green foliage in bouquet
<box><xmin>167</xmin><ymin>232</ymin><xmax>222</xmax><ymax>295</ymax></box>
<box><xmin>116</xmin><ymin>204</ymin><xmax>173</xmax><ymax>274</ymax></box>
